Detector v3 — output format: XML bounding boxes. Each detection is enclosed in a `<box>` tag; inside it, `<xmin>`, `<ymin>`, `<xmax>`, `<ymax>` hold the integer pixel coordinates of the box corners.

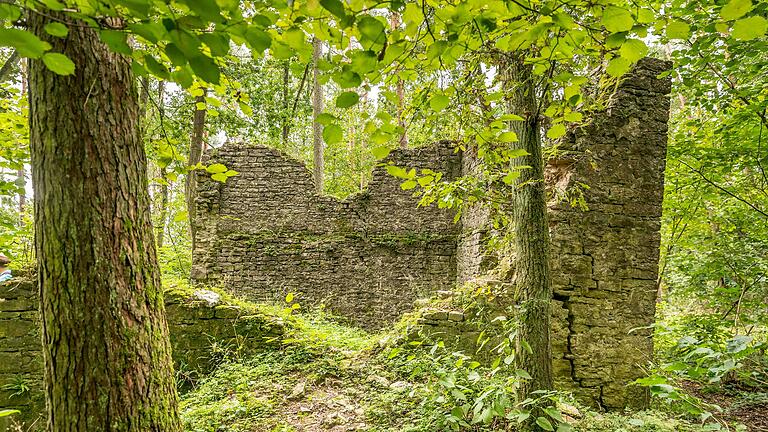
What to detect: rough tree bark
<box><xmin>27</xmin><ymin>11</ymin><xmax>181</xmax><ymax>432</ymax></box>
<box><xmin>311</xmin><ymin>37</ymin><xmax>324</xmax><ymax>193</ymax></box>
<box><xmin>186</xmin><ymin>90</ymin><xmax>206</xmax><ymax>250</ymax></box>
<box><xmin>501</xmin><ymin>54</ymin><xmax>554</xmax><ymax>404</ymax></box>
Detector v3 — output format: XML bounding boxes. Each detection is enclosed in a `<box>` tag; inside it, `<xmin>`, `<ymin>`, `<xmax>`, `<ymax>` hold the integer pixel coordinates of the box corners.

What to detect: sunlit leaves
<box><xmin>0</xmin><ymin>29</ymin><xmax>51</xmax><ymax>58</ymax></box>
<box><xmin>335</xmin><ymin>91</ymin><xmax>359</xmax><ymax>108</ymax></box>
<box><xmin>602</xmin><ymin>6</ymin><xmax>634</xmax><ymax>33</ymax></box>
<box><xmin>619</xmin><ymin>39</ymin><xmax>648</xmax><ymax>62</ymax></box>
<box><xmin>188</xmin><ymin>55</ymin><xmax>220</xmax><ymax>84</ymax></box>
<box><xmin>100</xmin><ymin>30</ymin><xmax>132</xmax><ymax>55</ymax></box>
<box><xmin>244</xmin><ymin>27</ymin><xmax>272</xmax><ymax>53</ymax></box>
<box><xmin>732</xmin><ymin>16</ymin><xmax>767</xmax><ymax>40</ymax></box>
<box><xmin>357</xmin><ymin>15</ymin><xmax>386</xmax><ymax>46</ymax></box>
<box><xmin>322</xmin><ymin>124</ymin><xmax>343</xmax><ymax>144</ymax></box>
<box><xmin>720</xmin><ymin>0</ymin><xmax>753</xmax><ymax>20</ymax></box>
<box><xmin>319</xmin><ymin>0</ymin><xmax>346</xmax><ymax>20</ymax></box>
<box><xmin>429</xmin><ymin>94</ymin><xmax>450</xmax><ymax>111</ymax></box>
<box><xmin>44</xmin><ymin>23</ymin><xmax>68</xmax><ymax>38</ymax></box>
<box><xmin>41</xmin><ymin>53</ymin><xmax>75</xmax><ymax>75</ymax></box>
<box><xmin>546</xmin><ymin>124</ymin><xmax>567</xmax><ymax>139</ymax></box>
<box><xmin>666</xmin><ymin>20</ymin><xmax>691</xmax><ymax>40</ymax></box>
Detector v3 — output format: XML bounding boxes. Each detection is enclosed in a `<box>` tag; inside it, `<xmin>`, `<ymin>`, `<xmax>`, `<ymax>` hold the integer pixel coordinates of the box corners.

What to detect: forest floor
<box><xmin>177</xmin><ymin>298</ymin><xmax>765</xmax><ymax>432</ymax></box>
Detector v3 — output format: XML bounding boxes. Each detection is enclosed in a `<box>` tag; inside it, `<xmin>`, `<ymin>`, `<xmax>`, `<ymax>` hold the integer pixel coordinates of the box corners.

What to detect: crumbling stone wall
<box><xmin>0</xmin><ymin>280</ymin><xmax>286</xmax><ymax>430</ymax></box>
<box><xmin>0</xmin><ymin>279</ymin><xmax>44</xmax><ymax>430</ymax></box>
<box><xmin>422</xmin><ymin>58</ymin><xmax>671</xmax><ymax>409</ymax></box>
<box><xmin>190</xmin><ymin>58</ymin><xmax>668</xmax><ymax>410</ymax></box>
<box><xmin>192</xmin><ymin>141</ymin><xmax>461</xmax><ymax>328</ymax></box>
<box><xmin>546</xmin><ymin>58</ymin><xmax>671</xmax><ymax>409</ymax></box>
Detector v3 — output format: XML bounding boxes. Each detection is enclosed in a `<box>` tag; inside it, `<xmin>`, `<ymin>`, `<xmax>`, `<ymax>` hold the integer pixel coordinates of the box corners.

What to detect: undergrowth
<box><xmin>175</xmin><ymin>286</ymin><xmax>755</xmax><ymax>432</ymax></box>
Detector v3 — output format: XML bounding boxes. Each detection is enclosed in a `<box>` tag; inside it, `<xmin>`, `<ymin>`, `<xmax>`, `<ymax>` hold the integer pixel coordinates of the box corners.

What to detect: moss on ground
<box><xmin>176</xmin><ymin>288</ymin><xmax>746</xmax><ymax>432</ymax></box>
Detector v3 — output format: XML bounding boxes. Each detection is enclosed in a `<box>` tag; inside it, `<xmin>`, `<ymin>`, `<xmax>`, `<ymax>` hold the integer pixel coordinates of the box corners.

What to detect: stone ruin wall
<box><xmin>0</xmin><ymin>58</ymin><xmax>669</xmax><ymax>425</ymax></box>
<box><xmin>420</xmin><ymin>58</ymin><xmax>671</xmax><ymax>409</ymax></box>
<box><xmin>192</xmin><ymin>58</ymin><xmax>670</xmax><ymax>409</ymax></box>
<box><xmin>0</xmin><ymin>279</ymin><xmax>286</xmax><ymax>429</ymax></box>
<box><xmin>192</xmin><ymin>142</ymin><xmax>462</xmax><ymax>328</ymax></box>
<box><xmin>546</xmin><ymin>58</ymin><xmax>670</xmax><ymax>408</ymax></box>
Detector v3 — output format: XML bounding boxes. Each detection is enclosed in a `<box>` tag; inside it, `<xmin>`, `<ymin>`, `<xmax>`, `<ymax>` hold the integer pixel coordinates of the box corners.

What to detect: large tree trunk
<box><xmin>311</xmin><ymin>37</ymin><xmax>324</xmax><ymax>193</ymax></box>
<box><xmin>501</xmin><ymin>55</ymin><xmax>554</xmax><ymax>404</ymax></box>
<box><xmin>28</xmin><ymin>11</ymin><xmax>181</xmax><ymax>432</ymax></box>
<box><xmin>186</xmin><ymin>91</ymin><xmax>206</xmax><ymax>250</ymax></box>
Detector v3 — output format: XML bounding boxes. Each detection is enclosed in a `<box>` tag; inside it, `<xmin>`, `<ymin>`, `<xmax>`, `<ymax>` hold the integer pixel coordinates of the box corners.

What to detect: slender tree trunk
<box><xmin>186</xmin><ymin>90</ymin><xmax>206</xmax><ymax>250</ymax></box>
<box><xmin>389</xmin><ymin>12</ymin><xmax>407</xmax><ymax>148</ymax></box>
<box><xmin>501</xmin><ymin>54</ymin><xmax>553</xmax><ymax>405</ymax></box>
<box><xmin>282</xmin><ymin>61</ymin><xmax>290</xmax><ymax>146</ymax></box>
<box><xmin>156</xmin><ymin>81</ymin><xmax>169</xmax><ymax>249</ymax></box>
<box><xmin>311</xmin><ymin>37</ymin><xmax>324</xmax><ymax>193</ymax></box>
<box><xmin>16</xmin><ymin>167</ymin><xmax>25</xmax><ymax>220</ymax></box>
<box><xmin>27</xmin><ymin>11</ymin><xmax>181</xmax><ymax>432</ymax></box>
<box><xmin>17</xmin><ymin>64</ymin><xmax>27</xmax><ymax>224</ymax></box>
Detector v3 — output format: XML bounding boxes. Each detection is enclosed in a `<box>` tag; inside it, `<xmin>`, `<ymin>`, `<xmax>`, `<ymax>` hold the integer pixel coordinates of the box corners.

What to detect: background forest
<box><xmin>0</xmin><ymin>0</ymin><xmax>767</xmax><ymax>431</ymax></box>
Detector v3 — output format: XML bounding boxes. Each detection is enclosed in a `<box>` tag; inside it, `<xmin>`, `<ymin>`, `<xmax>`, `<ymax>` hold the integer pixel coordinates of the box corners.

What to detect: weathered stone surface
<box><xmin>192</xmin><ymin>141</ymin><xmax>461</xmax><ymax>329</ymax></box>
<box><xmin>418</xmin><ymin>58</ymin><xmax>671</xmax><ymax>411</ymax></box>
<box><xmin>0</xmin><ymin>280</ymin><xmax>287</xmax><ymax>429</ymax></box>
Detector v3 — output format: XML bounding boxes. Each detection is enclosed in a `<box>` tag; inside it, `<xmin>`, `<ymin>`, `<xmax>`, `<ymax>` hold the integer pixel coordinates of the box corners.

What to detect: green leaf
<box><xmin>401</xmin><ymin>180</ymin><xmax>417</xmax><ymax>190</ymax></box>
<box><xmin>606</xmin><ymin>56</ymin><xmax>632</xmax><ymax>77</ymax></box>
<box><xmin>0</xmin><ymin>4</ymin><xmax>22</xmax><ymax>21</ymax></box>
<box><xmin>498</xmin><ymin>131</ymin><xmax>518</xmax><ymax>143</ymax></box>
<box><xmin>129</xmin><ymin>22</ymin><xmax>166</xmax><ymax>44</ymax></box>
<box><xmin>244</xmin><ymin>27</ymin><xmax>272</xmax><ymax>52</ymax></box>
<box><xmin>349</xmin><ymin>50</ymin><xmax>378</xmax><ymax>74</ymax></box>
<box><xmin>619</xmin><ymin>39</ymin><xmax>648</xmax><ymax>62</ymax></box>
<box><xmin>205</xmin><ymin>163</ymin><xmax>227</xmax><ymax>174</ymax></box>
<box><xmin>163</xmin><ymin>43</ymin><xmax>185</xmax><ymax>66</ymax></box>
<box><xmin>666</xmin><ymin>20</ymin><xmax>691</xmax><ymax>40</ymax></box>
<box><xmin>42</xmin><ymin>53</ymin><xmax>75</xmax><ymax>75</ymax></box>
<box><xmin>320</xmin><ymin>0</ymin><xmax>346</xmax><ymax>19</ymax></box>
<box><xmin>211</xmin><ymin>172</ymin><xmax>228</xmax><ymax>182</ymax></box>
<box><xmin>0</xmin><ymin>409</ymin><xmax>20</xmax><ymax>418</ymax></box>
<box><xmin>335</xmin><ymin>91</ymin><xmax>360</xmax><ymax>108</ymax></box>
<box><xmin>199</xmin><ymin>33</ymin><xmax>230</xmax><ymax>57</ymax></box>
<box><xmin>323</xmin><ymin>124</ymin><xmax>343</xmax><ymax>144</ymax></box>
<box><xmin>100</xmin><ymin>30</ymin><xmax>132</xmax><ymax>55</ymax></box>
<box><xmin>721</xmin><ymin>0</ymin><xmax>752</xmax><ymax>20</ymax></box>
<box><xmin>189</xmin><ymin>55</ymin><xmax>220</xmax><ymax>84</ymax></box>
<box><xmin>544</xmin><ymin>407</ymin><xmax>565</xmax><ymax>423</ymax></box>
<box><xmin>44</xmin><ymin>22</ymin><xmax>68</xmax><ymax>38</ymax></box>
<box><xmin>429</xmin><ymin>94</ymin><xmax>450</xmax><ymax>111</ymax></box>
<box><xmin>536</xmin><ymin>417</ymin><xmax>555</xmax><ymax>431</ymax></box>
<box><xmin>184</xmin><ymin>0</ymin><xmax>221</xmax><ymax>21</ymax></box>
<box><xmin>371</xmin><ymin>146</ymin><xmax>391</xmax><ymax>159</ymax></box>
<box><xmin>285</xmin><ymin>292</ymin><xmax>294</xmax><ymax>303</ymax></box>
<box><xmin>732</xmin><ymin>15</ymin><xmax>767</xmax><ymax>40</ymax></box>
<box><xmin>357</xmin><ymin>15</ymin><xmax>385</xmax><ymax>44</ymax></box>
<box><xmin>0</xmin><ymin>29</ymin><xmax>51</xmax><ymax>58</ymax></box>
<box><xmin>547</xmin><ymin>123</ymin><xmax>567</xmax><ymax>139</ymax></box>
<box><xmin>316</xmin><ymin>113</ymin><xmax>337</xmax><ymax>125</ymax></box>
<box><xmin>515</xmin><ymin>369</ymin><xmax>532</xmax><ymax>379</ymax></box>
<box><xmin>283</xmin><ymin>27</ymin><xmax>305</xmax><ymax>50</ymax></box>
<box><xmin>332</xmin><ymin>68</ymin><xmax>362</xmax><ymax>88</ymax></box>
<box><xmin>602</xmin><ymin>6</ymin><xmax>634</xmax><ymax>33</ymax></box>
